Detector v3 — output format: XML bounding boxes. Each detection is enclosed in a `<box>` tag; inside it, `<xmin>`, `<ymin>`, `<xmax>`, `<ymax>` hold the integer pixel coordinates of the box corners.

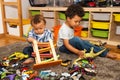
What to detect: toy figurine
<box><xmin>0</xmin><ymin>72</ymin><xmax>6</xmax><ymax>79</ymax></box>
<box><xmin>2</xmin><ymin>60</ymin><xmax>10</xmax><ymax>66</ymax></box>
<box><xmin>29</xmin><ymin>71</ymin><xmax>38</xmax><ymax>79</ymax></box>
<box><xmin>83</xmin><ymin>47</ymin><xmax>106</xmax><ymax>58</ymax></box>
<box><xmin>70</xmin><ymin>57</ymin><xmax>97</xmax><ymax>77</ymax></box>
<box><xmin>34</xmin><ymin>77</ymin><xmax>42</xmax><ymax>80</ymax></box>
<box><xmin>21</xmin><ymin>67</ymin><xmax>29</xmax><ymax>80</ymax></box>
<box><xmin>61</xmin><ymin>60</ymin><xmax>72</xmax><ymax>67</ymax></box>
<box><xmin>8</xmin><ymin>52</ymin><xmax>29</xmax><ymax>60</ymax></box>
<box><xmin>22</xmin><ymin>72</ymin><xmax>29</xmax><ymax>80</ymax></box>
<box><xmin>6</xmin><ymin>74</ymin><xmax>16</xmax><ymax>80</ymax></box>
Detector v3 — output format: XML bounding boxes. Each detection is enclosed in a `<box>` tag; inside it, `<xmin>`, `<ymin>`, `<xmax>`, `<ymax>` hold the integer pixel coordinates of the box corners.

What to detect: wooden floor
<box><xmin>104</xmin><ymin>44</ymin><xmax>120</xmax><ymax>60</ymax></box>
<box><xmin>0</xmin><ymin>35</ymin><xmax>120</xmax><ymax>60</ymax></box>
<box><xmin>0</xmin><ymin>34</ymin><xmax>26</xmax><ymax>47</ymax></box>
<box><xmin>0</xmin><ymin>37</ymin><xmax>26</xmax><ymax>47</ymax></box>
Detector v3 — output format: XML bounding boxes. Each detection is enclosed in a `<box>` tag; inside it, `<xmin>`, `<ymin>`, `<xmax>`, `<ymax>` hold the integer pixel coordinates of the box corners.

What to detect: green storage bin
<box><xmin>59</xmin><ymin>12</ymin><xmax>66</xmax><ymax>20</ymax></box>
<box><xmin>82</xmin><ymin>12</ymin><xmax>89</xmax><ymax>19</ymax></box>
<box><xmin>59</xmin><ymin>12</ymin><xmax>89</xmax><ymax>20</ymax></box>
<box><xmin>91</xmin><ymin>29</ymin><xmax>109</xmax><ymax>38</ymax></box>
<box><xmin>30</xmin><ymin>10</ymin><xmax>40</xmax><ymax>16</ymax></box>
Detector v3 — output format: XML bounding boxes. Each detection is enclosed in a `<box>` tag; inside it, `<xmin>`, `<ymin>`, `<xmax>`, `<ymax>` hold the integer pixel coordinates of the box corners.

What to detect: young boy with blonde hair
<box><xmin>23</xmin><ymin>14</ymin><xmax>53</xmax><ymax>64</ymax></box>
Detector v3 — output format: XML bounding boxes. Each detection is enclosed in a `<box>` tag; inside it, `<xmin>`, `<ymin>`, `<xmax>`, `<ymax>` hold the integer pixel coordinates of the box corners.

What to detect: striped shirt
<box><xmin>28</xmin><ymin>28</ymin><xmax>53</xmax><ymax>42</ymax></box>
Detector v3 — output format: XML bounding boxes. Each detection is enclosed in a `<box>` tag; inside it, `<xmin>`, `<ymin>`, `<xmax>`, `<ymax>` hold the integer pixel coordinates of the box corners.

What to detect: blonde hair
<box><xmin>31</xmin><ymin>14</ymin><xmax>46</xmax><ymax>26</ymax></box>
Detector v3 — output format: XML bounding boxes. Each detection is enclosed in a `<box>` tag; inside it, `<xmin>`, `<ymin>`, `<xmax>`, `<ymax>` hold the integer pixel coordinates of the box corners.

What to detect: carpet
<box><xmin>0</xmin><ymin>42</ymin><xmax>120</xmax><ymax>80</ymax></box>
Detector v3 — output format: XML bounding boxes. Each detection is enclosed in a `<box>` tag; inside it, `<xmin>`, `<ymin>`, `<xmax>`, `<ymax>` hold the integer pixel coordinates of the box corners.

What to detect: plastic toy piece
<box><xmin>89</xmin><ymin>40</ymin><xmax>107</xmax><ymax>46</ymax></box>
<box><xmin>24</xmin><ymin>70</ymin><xmax>33</xmax><ymax>75</ymax></box>
<box><xmin>33</xmin><ymin>39</ymin><xmax>62</xmax><ymax>70</ymax></box>
<box><xmin>71</xmin><ymin>58</ymin><xmax>97</xmax><ymax>77</ymax></box>
<box><xmin>34</xmin><ymin>77</ymin><xmax>42</xmax><ymax>80</ymax></box>
<box><xmin>22</xmin><ymin>73</ymin><xmax>29</xmax><ymax>80</ymax></box>
<box><xmin>1</xmin><ymin>72</ymin><xmax>6</xmax><ymax>79</ymax></box>
<box><xmin>29</xmin><ymin>71</ymin><xmax>38</xmax><ymax>79</ymax></box>
<box><xmin>8</xmin><ymin>52</ymin><xmax>28</xmax><ymax>60</ymax></box>
<box><xmin>7</xmin><ymin>74</ymin><xmax>16</xmax><ymax>80</ymax></box>
<box><xmin>2</xmin><ymin>60</ymin><xmax>10</xmax><ymax>66</ymax></box>
<box><xmin>61</xmin><ymin>60</ymin><xmax>72</xmax><ymax>67</ymax></box>
<box><xmin>84</xmin><ymin>47</ymin><xmax>106</xmax><ymax>58</ymax></box>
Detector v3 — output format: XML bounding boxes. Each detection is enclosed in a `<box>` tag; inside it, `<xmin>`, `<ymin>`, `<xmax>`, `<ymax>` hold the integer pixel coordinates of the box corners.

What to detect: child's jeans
<box><xmin>23</xmin><ymin>46</ymin><xmax>49</xmax><ymax>57</ymax></box>
<box><xmin>59</xmin><ymin>37</ymin><xmax>109</xmax><ymax>57</ymax></box>
<box><xmin>23</xmin><ymin>46</ymin><xmax>33</xmax><ymax>58</ymax></box>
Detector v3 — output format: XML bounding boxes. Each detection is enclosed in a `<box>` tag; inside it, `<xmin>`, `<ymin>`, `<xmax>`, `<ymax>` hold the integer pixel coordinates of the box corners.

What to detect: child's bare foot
<box><xmin>22</xmin><ymin>57</ymin><xmax>34</xmax><ymax>65</ymax></box>
<box><xmin>106</xmin><ymin>52</ymin><xmax>117</xmax><ymax>59</ymax></box>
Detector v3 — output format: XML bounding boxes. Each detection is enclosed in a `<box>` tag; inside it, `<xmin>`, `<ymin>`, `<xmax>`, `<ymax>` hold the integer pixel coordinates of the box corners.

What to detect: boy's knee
<box><xmin>72</xmin><ymin>37</ymin><xmax>82</xmax><ymax>43</ymax></box>
<box><xmin>23</xmin><ymin>46</ymin><xmax>33</xmax><ymax>54</ymax></box>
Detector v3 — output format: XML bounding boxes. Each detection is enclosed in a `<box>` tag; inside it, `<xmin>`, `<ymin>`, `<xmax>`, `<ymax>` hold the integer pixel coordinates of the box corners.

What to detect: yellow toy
<box><xmin>89</xmin><ymin>40</ymin><xmax>102</xmax><ymax>46</ymax></box>
<box><xmin>8</xmin><ymin>52</ymin><xmax>29</xmax><ymax>60</ymax></box>
<box><xmin>83</xmin><ymin>47</ymin><xmax>106</xmax><ymax>58</ymax></box>
<box><xmin>73</xmin><ymin>47</ymin><xmax>106</xmax><ymax>67</ymax></box>
<box><xmin>24</xmin><ymin>70</ymin><xmax>33</xmax><ymax>75</ymax></box>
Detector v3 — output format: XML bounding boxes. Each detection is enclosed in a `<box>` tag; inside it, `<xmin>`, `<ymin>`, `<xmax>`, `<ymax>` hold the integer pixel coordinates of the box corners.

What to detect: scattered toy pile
<box><xmin>1</xmin><ymin>48</ymin><xmax>101</xmax><ymax>80</ymax></box>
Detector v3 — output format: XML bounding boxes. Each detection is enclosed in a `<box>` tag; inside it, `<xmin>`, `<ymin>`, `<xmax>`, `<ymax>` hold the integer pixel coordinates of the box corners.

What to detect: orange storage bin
<box><xmin>53</xmin><ymin>25</ymin><xmax>61</xmax><ymax>42</ymax></box>
<box><xmin>53</xmin><ymin>25</ymin><xmax>83</xmax><ymax>42</ymax></box>
<box><xmin>74</xmin><ymin>26</ymin><xmax>83</xmax><ymax>37</ymax></box>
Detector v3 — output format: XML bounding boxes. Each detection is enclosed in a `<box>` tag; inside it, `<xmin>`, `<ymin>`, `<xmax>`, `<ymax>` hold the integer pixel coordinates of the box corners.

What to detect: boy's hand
<box><xmin>78</xmin><ymin>51</ymin><xmax>84</xmax><ymax>58</ymax></box>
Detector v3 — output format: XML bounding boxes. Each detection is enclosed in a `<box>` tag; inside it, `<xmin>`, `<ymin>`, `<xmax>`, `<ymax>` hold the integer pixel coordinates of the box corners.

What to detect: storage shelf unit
<box><xmin>29</xmin><ymin>7</ymin><xmax>120</xmax><ymax>45</ymax></box>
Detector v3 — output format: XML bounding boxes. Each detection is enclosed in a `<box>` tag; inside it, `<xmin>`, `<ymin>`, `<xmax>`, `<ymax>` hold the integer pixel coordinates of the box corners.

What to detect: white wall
<box><xmin>21</xmin><ymin>0</ymin><xmax>30</xmax><ymax>18</ymax></box>
<box><xmin>0</xmin><ymin>0</ymin><xmax>30</xmax><ymax>34</ymax></box>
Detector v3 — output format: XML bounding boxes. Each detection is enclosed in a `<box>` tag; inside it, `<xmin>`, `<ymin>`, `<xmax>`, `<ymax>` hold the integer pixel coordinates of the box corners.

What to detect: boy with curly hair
<box><xmin>57</xmin><ymin>4</ymin><xmax>116</xmax><ymax>59</ymax></box>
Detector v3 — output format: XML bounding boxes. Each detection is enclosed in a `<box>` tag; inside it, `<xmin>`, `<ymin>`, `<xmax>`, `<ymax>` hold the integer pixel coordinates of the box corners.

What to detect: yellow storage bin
<box><xmin>22</xmin><ymin>19</ymin><xmax>30</xmax><ymax>25</ymax></box>
<box><xmin>91</xmin><ymin>21</ymin><xmax>110</xmax><ymax>29</ymax></box>
<box><xmin>81</xmin><ymin>31</ymin><xmax>88</xmax><ymax>38</ymax></box>
<box><xmin>113</xmin><ymin>14</ymin><xmax>120</xmax><ymax>22</ymax></box>
<box><xmin>8</xmin><ymin>19</ymin><xmax>30</xmax><ymax>26</ymax></box>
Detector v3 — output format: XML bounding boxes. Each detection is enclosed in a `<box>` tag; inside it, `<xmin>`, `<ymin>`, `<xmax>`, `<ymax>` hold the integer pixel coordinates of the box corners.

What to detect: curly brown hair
<box><xmin>65</xmin><ymin>4</ymin><xmax>85</xmax><ymax>19</ymax></box>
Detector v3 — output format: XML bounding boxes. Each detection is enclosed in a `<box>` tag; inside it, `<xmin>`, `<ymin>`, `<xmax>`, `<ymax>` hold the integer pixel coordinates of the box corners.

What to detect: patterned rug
<box><xmin>0</xmin><ymin>42</ymin><xmax>120</xmax><ymax>80</ymax></box>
